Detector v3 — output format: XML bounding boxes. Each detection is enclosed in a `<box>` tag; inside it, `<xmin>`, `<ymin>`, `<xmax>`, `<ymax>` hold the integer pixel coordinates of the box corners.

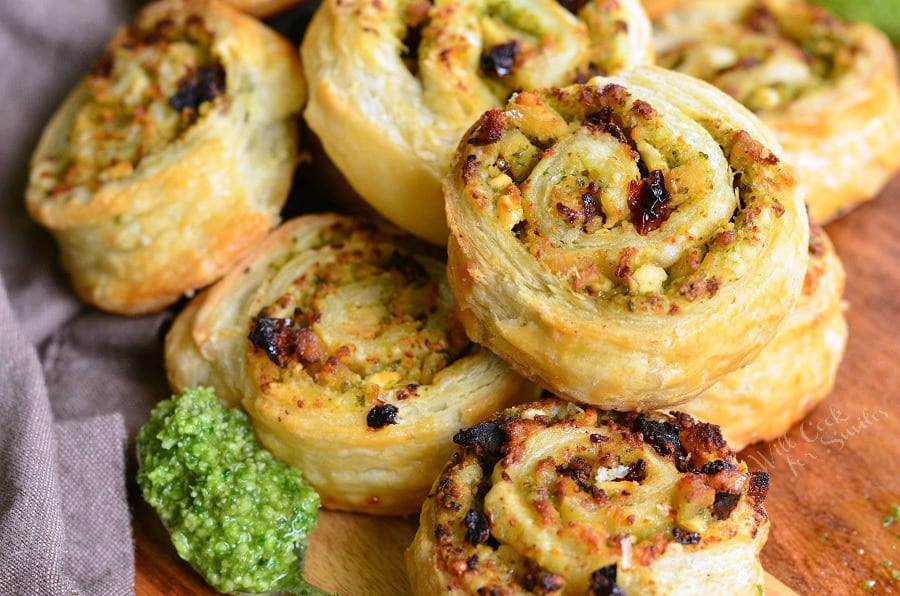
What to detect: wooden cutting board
<box><xmin>134</xmin><ymin>176</ymin><xmax>900</xmax><ymax>595</ymax></box>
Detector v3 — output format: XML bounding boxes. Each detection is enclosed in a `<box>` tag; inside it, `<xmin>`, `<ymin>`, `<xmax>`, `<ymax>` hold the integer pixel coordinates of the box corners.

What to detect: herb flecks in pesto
<box><xmin>137</xmin><ymin>387</ymin><xmax>321</xmax><ymax>594</ymax></box>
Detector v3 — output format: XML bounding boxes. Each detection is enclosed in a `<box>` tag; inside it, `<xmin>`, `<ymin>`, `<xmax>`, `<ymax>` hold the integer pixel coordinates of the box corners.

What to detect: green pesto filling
<box><xmin>137</xmin><ymin>387</ymin><xmax>322</xmax><ymax>594</ymax></box>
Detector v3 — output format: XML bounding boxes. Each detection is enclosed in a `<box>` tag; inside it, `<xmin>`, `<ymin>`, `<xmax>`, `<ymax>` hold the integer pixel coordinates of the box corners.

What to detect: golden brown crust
<box><xmin>218</xmin><ymin>0</ymin><xmax>305</xmax><ymax>18</ymax></box>
<box><xmin>653</xmin><ymin>0</ymin><xmax>900</xmax><ymax>222</ymax></box>
<box><xmin>444</xmin><ymin>66</ymin><xmax>808</xmax><ymax>410</ymax></box>
<box><xmin>406</xmin><ymin>398</ymin><xmax>770</xmax><ymax>595</ymax></box>
<box><xmin>639</xmin><ymin>0</ymin><xmax>685</xmax><ymax>19</ymax></box>
<box><xmin>165</xmin><ymin>214</ymin><xmax>539</xmax><ymax>515</ymax></box>
<box><xmin>678</xmin><ymin>221</ymin><xmax>847</xmax><ymax>450</ymax></box>
<box><xmin>26</xmin><ymin>0</ymin><xmax>306</xmax><ymax>314</ymax></box>
<box><xmin>302</xmin><ymin>0</ymin><xmax>654</xmax><ymax>245</ymax></box>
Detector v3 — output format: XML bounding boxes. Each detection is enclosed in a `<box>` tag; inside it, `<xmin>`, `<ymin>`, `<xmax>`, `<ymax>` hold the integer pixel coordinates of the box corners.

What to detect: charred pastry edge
<box><xmin>168</xmin><ymin>63</ymin><xmax>227</xmax><ymax>120</ymax></box>
<box><xmin>419</xmin><ymin>398</ymin><xmax>769</xmax><ymax>593</ymax></box>
<box><xmin>467</xmin><ymin>402</ymin><xmax>768</xmax><ymax>490</ymax></box>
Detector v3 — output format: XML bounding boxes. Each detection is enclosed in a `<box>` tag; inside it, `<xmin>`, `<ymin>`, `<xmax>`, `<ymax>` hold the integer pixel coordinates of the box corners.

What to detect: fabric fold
<box><xmin>0</xmin><ymin>279</ymin><xmax>134</xmax><ymax>595</ymax></box>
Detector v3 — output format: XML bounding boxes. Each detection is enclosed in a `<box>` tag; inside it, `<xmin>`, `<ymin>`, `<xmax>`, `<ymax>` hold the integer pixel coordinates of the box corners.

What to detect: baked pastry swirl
<box><xmin>652</xmin><ymin>0</ymin><xmax>900</xmax><ymax>222</ymax></box>
<box><xmin>444</xmin><ymin>66</ymin><xmax>808</xmax><ymax>410</ymax></box>
<box><xmin>302</xmin><ymin>0</ymin><xmax>653</xmax><ymax>244</ymax></box>
<box><xmin>406</xmin><ymin>398</ymin><xmax>770</xmax><ymax>594</ymax></box>
<box><xmin>679</xmin><ymin>221</ymin><xmax>847</xmax><ymax>450</ymax></box>
<box><xmin>26</xmin><ymin>0</ymin><xmax>305</xmax><ymax>314</ymax></box>
<box><xmin>165</xmin><ymin>214</ymin><xmax>538</xmax><ymax>515</ymax></box>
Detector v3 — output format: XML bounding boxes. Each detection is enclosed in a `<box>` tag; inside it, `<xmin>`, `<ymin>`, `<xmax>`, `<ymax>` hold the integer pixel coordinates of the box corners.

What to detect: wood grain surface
<box><xmin>133</xmin><ymin>177</ymin><xmax>900</xmax><ymax>595</ymax></box>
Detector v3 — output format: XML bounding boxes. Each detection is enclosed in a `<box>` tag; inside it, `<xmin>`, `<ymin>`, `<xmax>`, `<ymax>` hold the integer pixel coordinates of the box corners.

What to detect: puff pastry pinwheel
<box><xmin>165</xmin><ymin>214</ymin><xmax>538</xmax><ymax>515</ymax></box>
<box><xmin>652</xmin><ymin>0</ymin><xmax>900</xmax><ymax>223</ymax></box>
<box><xmin>444</xmin><ymin>66</ymin><xmax>808</xmax><ymax>410</ymax></box>
<box><xmin>26</xmin><ymin>0</ymin><xmax>305</xmax><ymax>314</ymax></box>
<box><xmin>406</xmin><ymin>398</ymin><xmax>770</xmax><ymax>595</ymax></box>
<box><xmin>301</xmin><ymin>0</ymin><xmax>653</xmax><ymax>245</ymax></box>
<box><xmin>679</xmin><ymin>221</ymin><xmax>847</xmax><ymax>450</ymax></box>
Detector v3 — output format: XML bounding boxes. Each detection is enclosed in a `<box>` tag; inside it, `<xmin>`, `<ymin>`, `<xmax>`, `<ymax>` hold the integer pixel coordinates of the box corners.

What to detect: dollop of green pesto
<box><xmin>137</xmin><ymin>387</ymin><xmax>321</xmax><ymax>594</ymax></box>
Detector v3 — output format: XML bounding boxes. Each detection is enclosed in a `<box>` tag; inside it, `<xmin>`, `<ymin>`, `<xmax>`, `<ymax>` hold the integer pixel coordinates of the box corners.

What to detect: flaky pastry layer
<box><xmin>679</xmin><ymin>221</ymin><xmax>847</xmax><ymax>450</ymax></box>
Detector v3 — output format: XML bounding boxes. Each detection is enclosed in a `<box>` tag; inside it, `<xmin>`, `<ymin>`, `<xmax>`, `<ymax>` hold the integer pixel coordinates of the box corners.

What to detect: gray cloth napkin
<box><xmin>0</xmin><ymin>1</ymin><xmax>156</xmax><ymax>594</ymax></box>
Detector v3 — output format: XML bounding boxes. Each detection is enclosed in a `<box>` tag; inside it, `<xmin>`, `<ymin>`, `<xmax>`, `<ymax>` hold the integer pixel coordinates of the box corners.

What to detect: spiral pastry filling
<box><xmin>32</xmin><ymin>12</ymin><xmax>225</xmax><ymax>201</ymax></box>
<box><xmin>389</xmin><ymin>0</ymin><xmax>649</xmax><ymax>111</ymax></box>
<box><xmin>166</xmin><ymin>214</ymin><xmax>537</xmax><ymax>513</ymax></box>
<box><xmin>444</xmin><ymin>68</ymin><xmax>807</xmax><ymax>407</ymax></box>
<box><xmin>655</xmin><ymin>0</ymin><xmax>860</xmax><ymax>113</ymax></box>
<box><xmin>464</xmin><ymin>82</ymin><xmax>795</xmax><ymax>304</ymax></box>
<box><xmin>244</xmin><ymin>220</ymin><xmax>469</xmax><ymax>414</ymax></box>
<box><xmin>408</xmin><ymin>399</ymin><xmax>769</xmax><ymax>594</ymax></box>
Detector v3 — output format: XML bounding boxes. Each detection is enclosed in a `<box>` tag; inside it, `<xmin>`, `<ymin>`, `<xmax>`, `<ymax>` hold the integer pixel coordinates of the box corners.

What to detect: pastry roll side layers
<box><xmin>444</xmin><ymin>66</ymin><xmax>808</xmax><ymax>410</ymax></box>
<box><xmin>165</xmin><ymin>214</ymin><xmax>538</xmax><ymax>515</ymax></box>
<box><xmin>406</xmin><ymin>398</ymin><xmax>770</xmax><ymax>595</ymax></box>
<box><xmin>679</xmin><ymin>221</ymin><xmax>847</xmax><ymax>451</ymax></box>
<box><xmin>653</xmin><ymin>0</ymin><xmax>900</xmax><ymax>222</ymax></box>
<box><xmin>302</xmin><ymin>0</ymin><xmax>653</xmax><ymax>245</ymax></box>
<box><xmin>27</xmin><ymin>0</ymin><xmax>305</xmax><ymax>314</ymax></box>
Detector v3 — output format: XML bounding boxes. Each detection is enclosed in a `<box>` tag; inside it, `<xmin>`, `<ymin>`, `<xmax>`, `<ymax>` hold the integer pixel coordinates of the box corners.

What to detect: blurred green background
<box><xmin>816</xmin><ymin>0</ymin><xmax>900</xmax><ymax>41</ymax></box>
